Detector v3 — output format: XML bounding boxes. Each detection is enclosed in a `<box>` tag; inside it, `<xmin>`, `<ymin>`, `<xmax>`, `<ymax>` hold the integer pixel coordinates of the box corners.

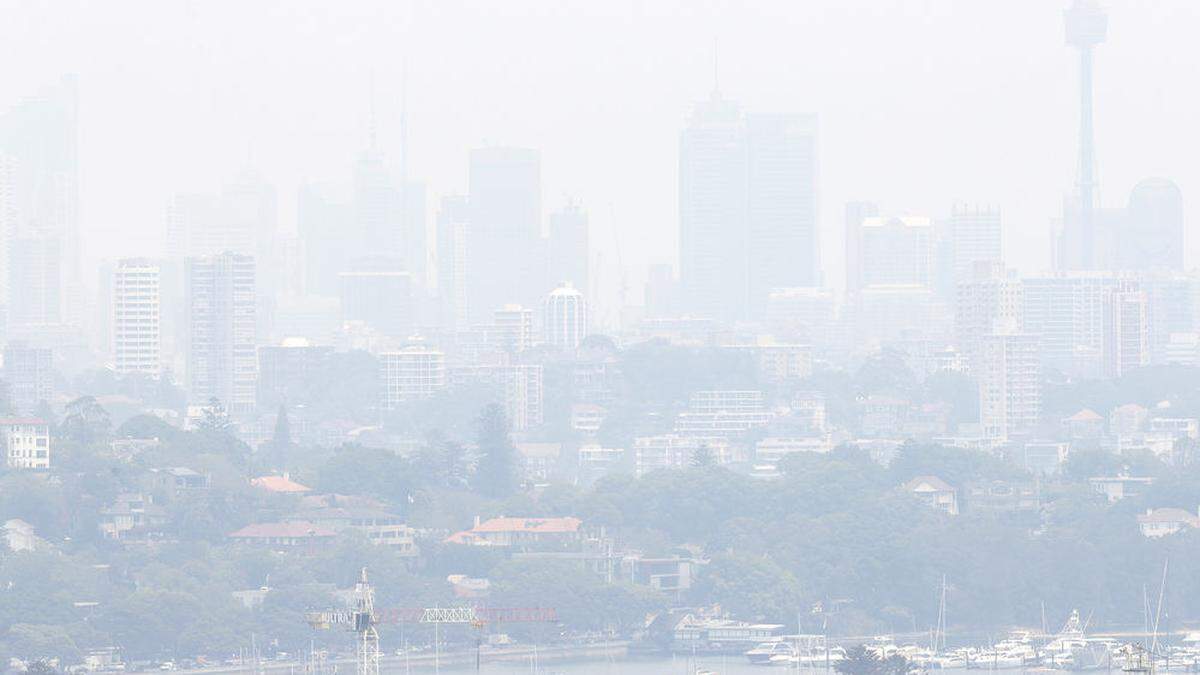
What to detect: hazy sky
<box><xmin>2</xmin><ymin>0</ymin><xmax>1196</xmax><ymax>318</ymax></box>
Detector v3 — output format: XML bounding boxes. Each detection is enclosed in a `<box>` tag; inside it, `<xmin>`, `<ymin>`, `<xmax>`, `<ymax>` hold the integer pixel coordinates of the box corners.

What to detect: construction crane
<box><xmin>305</xmin><ymin>569</ymin><xmax>558</xmax><ymax>674</ymax></box>
<box><xmin>306</xmin><ymin>568</ymin><xmax>381</xmax><ymax>675</ymax></box>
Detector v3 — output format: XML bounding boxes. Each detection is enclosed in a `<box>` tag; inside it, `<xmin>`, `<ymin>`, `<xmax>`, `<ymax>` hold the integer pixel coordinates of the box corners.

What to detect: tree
<box><xmin>473</xmin><ymin>404</ymin><xmax>518</xmax><ymax>498</ymax></box>
<box><xmin>690</xmin><ymin>443</ymin><xmax>715</xmax><ymax>468</ymax></box>
<box><xmin>0</xmin><ymin>379</ymin><xmax>13</xmax><ymax>416</ymax></box>
<box><xmin>835</xmin><ymin>645</ymin><xmax>910</xmax><ymax>675</ymax></box>
<box><xmin>265</xmin><ymin>404</ymin><xmax>293</xmax><ymax>470</ymax></box>
<box><xmin>197</xmin><ymin>397</ymin><xmax>233</xmax><ymax>434</ymax></box>
<box><xmin>59</xmin><ymin>396</ymin><xmax>111</xmax><ymax>444</ymax></box>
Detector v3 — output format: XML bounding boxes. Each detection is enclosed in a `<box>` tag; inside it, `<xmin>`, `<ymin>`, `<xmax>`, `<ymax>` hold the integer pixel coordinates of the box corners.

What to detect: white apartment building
<box><xmin>186</xmin><ymin>252</ymin><xmax>256</xmax><ymax>414</ymax></box>
<box><xmin>0</xmin><ymin>418</ymin><xmax>50</xmax><ymax>469</ymax></box>
<box><xmin>113</xmin><ymin>258</ymin><xmax>160</xmax><ymax>375</ymax></box>
<box><xmin>978</xmin><ymin>332</ymin><xmax>1041</xmax><ymax>440</ymax></box>
<box><xmin>545</xmin><ymin>284</ymin><xmax>588</xmax><ymax>350</ymax></box>
<box><xmin>380</xmin><ymin>347</ymin><xmax>446</xmax><ymax>410</ymax></box>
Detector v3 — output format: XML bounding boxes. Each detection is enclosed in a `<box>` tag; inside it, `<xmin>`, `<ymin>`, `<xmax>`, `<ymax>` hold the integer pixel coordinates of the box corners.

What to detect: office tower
<box><xmin>1021</xmin><ymin>273</ymin><xmax>1115</xmax><ymax>377</ymax></box>
<box><xmin>3</xmin><ymin>343</ymin><xmax>53</xmax><ymax>414</ymax></box>
<box><xmin>257</xmin><ymin>339</ymin><xmax>334</xmax><ymax>409</ymax></box>
<box><xmin>955</xmin><ymin>262</ymin><xmax>1022</xmax><ymax>371</ymax></box>
<box><xmin>745</xmin><ymin>113</ymin><xmax>818</xmax><ymax>316</ymax></box>
<box><xmin>949</xmin><ymin>205</ymin><xmax>1002</xmax><ymax>282</ymax></box>
<box><xmin>1143</xmin><ymin>274</ymin><xmax>1200</xmax><ymax>364</ymax></box>
<box><xmin>644</xmin><ymin>264</ymin><xmax>680</xmax><ymax>319</ymax></box>
<box><xmin>224</xmin><ymin>170</ymin><xmax>279</xmax><ymax>263</ymax></box>
<box><xmin>844</xmin><ymin>201</ymin><xmax>880</xmax><ymax>297</ymax></box>
<box><xmin>436</xmin><ymin>195</ymin><xmax>470</xmax><ymax>330</ymax></box>
<box><xmin>493</xmin><ymin>305</ymin><xmax>534</xmax><ymax>353</ymax></box>
<box><xmin>339</xmin><ymin>268</ymin><xmax>413</xmax><ymax>338</ymax></box>
<box><xmin>1120</xmin><ymin>179</ymin><xmax>1183</xmax><ymax>272</ymax></box>
<box><xmin>468</xmin><ymin>147</ymin><xmax>542</xmax><ymax>322</ymax></box>
<box><xmin>0</xmin><ymin>77</ymin><xmax>80</xmax><ymax>324</ymax></box>
<box><xmin>978</xmin><ymin>332</ymin><xmax>1041</xmax><ymax>440</ymax></box>
<box><xmin>679</xmin><ymin>93</ymin><xmax>747</xmax><ymax>321</ymax></box>
<box><xmin>168</xmin><ymin>175</ymin><xmax>277</xmax><ymax>261</ymax></box>
<box><xmin>185</xmin><ymin>253</ymin><xmax>257</xmax><ymax>414</ymax></box>
<box><xmin>400</xmin><ymin>180</ymin><xmax>427</xmax><ymax>284</ymax></box>
<box><xmin>353</xmin><ymin>148</ymin><xmax>403</xmax><ymax>260</ymax></box>
<box><xmin>545</xmin><ymin>283</ymin><xmax>588</xmax><ymax>350</ymax></box>
<box><xmin>112</xmin><ymin>259</ymin><xmax>160</xmax><ymax>376</ymax></box>
<box><xmin>857</xmin><ymin>216</ymin><xmax>936</xmax><ymax>288</ymax></box>
<box><xmin>1103</xmin><ymin>282</ymin><xmax>1150</xmax><ymax>378</ymax></box>
<box><xmin>8</xmin><ymin>235</ymin><xmax>62</xmax><ymax>327</ymax></box>
<box><xmin>547</xmin><ymin>202</ymin><xmax>589</xmax><ymax>296</ymax></box>
<box><xmin>1063</xmin><ymin>0</ymin><xmax>1107</xmax><ymax>270</ymax></box>
<box><xmin>297</xmin><ymin>182</ymin><xmax>353</xmax><ymax>297</ymax></box>
<box><xmin>0</xmin><ymin>156</ymin><xmax>14</xmax><ymax>304</ymax></box>
<box><xmin>379</xmin><ymin>346</ymin><xmax>446</xmax><ymax>410</ymax></box>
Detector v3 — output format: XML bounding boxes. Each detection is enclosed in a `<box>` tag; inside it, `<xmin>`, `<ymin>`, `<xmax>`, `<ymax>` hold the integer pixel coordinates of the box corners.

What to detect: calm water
<box><xmin>396</xmin><ymin>655</ymin><xmax>842</xmax><ymax>674</ymax></box>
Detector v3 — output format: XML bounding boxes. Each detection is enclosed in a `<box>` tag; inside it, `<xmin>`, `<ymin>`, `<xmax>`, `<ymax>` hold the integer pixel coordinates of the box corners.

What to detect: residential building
<box><xmin>436</xmin><ymin>194</ymin><xmax>471</xmax><ymax>330</ymax></box>
<box><xmin>1022</xmin><ymin>273</ymin><xmax>1116</xmax><ymax>377</ymax></box>
<box><xmin>379</xmin><ymin>346</ymin><xmax>446</xmax><ymax>410</ymax></box>
<box><xmin>633</xmin><ymin>434</ymin><xmax>732</xmax><ymax>475</ymax></box>
<box><xmin>445</xmin><ymin>516</ymin><xmax>583</xmax><ymax>549</ymax></box>
<box><xmin>1137</xmin><ymin>507</ymin><xmax>1200</xmax><ymax>538</ymax></box>
<box><xmin>250</xmin><ymin>473</ymin><xmax>312</xmax><ymax>494</ymax></box>
<box><xmin>257</xmin><ymin>338</ymin><xmax>334</xmax><ymax>408</ymax></box>
<box><xmin>185</xmin><ymin>252</ymin><xmax>256</xmax><ymax>414</ymax></box>
<box><xmin>339</xmin><ymin>268</ymin><xmax>413</xmax><ymax>338</ymax></box>
<box><xmin>99</xmin><ymin>493</ymin><xmax>169</xmax><ymax>540</ymax></box>
<box><xmin>978</xmin><ymin>332</ymin><xmax>1041</xmax><ymax>440</ymax></box>
<box><xmin>0</xmin><ymin>418</ymin><xmax>50</xmax><ymax>469</ymax></box>
<box><xmin>292</xmin><ymin>506</ymin><xmax>417</xmax><ymax>555</ymax></box>
<box><xmin>493</xmin><ymin>305</ymin><xmax>534</xmax><ymax>353</ymax></box>
<box><xmin>228</xmin><ymin>521</ymin><xmax>337</xmax><ymax>547</ymax></box>
<box><xmin>2</xmin><ymin>343</ymin><xmax>53</xmax><ymax>414</ymax></box>
<box><xmin>904</xmin><ymin>475</ymin><xmax>959</xmax><ymax>515</ymax></box>
<box><xmin>956</xmin><ymin>262</ymin><xmax>1022</xmax><ymax>370</ymax></box>
<box><xmin>451</xmin><ymin>364</ymin><xmax>543</xmax><ymax>431</ymax></box>
<box><xmin>1103</xmin><ymin>282</ymin><xmax>1149</xmax><ymax>378</ymax></box>
<box><xmin>949</xmin><ymin>205</ymin><xmax>1002</xmax><ymax>282</ymax></box>
<box><xmin>112</xmin><ymin>258</ymin><xmax>160</xmax><ymax>375</ymax></box>
<box><xmin>545</xmin><ymin>283</ymin><xmax>588</xmax><ymax>350</ymax></box>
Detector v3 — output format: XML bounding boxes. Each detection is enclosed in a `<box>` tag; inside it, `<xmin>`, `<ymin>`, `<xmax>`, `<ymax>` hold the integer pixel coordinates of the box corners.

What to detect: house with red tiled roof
<box><xmin>229</xmin><ymin>521</ymin><xmax>336</xmax><ymax>547</ymax></box>
<box><xmin>903</xmin><ymin>475</ymin><xmax>959</xmax><ymax>515</ymax></box>
<box><xmin>444</xmin><ymin>516</ymin><xmax>583</xmax><ymax>548</ymax></box>
<box><xmin>251</xmin><ymin>473</ymin><xmax>312</xmax><ymax>493</ymax></box>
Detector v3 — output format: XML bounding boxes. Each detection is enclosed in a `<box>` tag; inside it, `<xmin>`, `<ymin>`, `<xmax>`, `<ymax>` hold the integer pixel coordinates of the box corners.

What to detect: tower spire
<box><xmin>1064</xmin><ymin>0</ymin><xmax>1107</xmax><ymax>268</ymax></box>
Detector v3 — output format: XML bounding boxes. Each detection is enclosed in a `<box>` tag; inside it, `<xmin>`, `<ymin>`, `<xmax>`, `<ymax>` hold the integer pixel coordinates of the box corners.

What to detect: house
<box><xmin>445</xmin><ymin>516</ymin><xmax>583</xmax><ymax>550</ymax></box>
<box><xmin>1022</xmin><ymin>441</ymin><xmax>1069</xmax><ymax>475</ymax></box>
<box><xmin>0</xmin><ymin>418</ymin><xmax>50</xmax><ymax>470</ymax></box>
<box><xmin>2</xmin><ymin>519</ymin><xmax>49</xmax><ymax>552</ymax></box>
<box><xmin>1149</xmin><ymin>417</ymin><xmax>1200</xmax><ymax>440</ymax></box>
<box><xmin>148</xmin><ymin>467</ymin><xmax>210</xmax><ymax>493</ymax></box>
<box><xmin>621</xmin><ymin>552</ymin><xmax>703</xmax><ymax>598</ymax></box>
<box><xmin>251</xmin><ymin>473</ymin><xmax>312</xmax><ymax>494</ymax></box>
<box><xmin>570</xmin><ymin>404</ymin><xmax>607</xmax><ymax>435</ymax></box>
<box><xmin>858</xmin><ymin>396</ymin><xmax>910</xmax><ymax>438</ymax></box>
<box><xmin>1089</xmin><ymin>475</ymin><xmax>1155</xmax><ymax>502</ymax></box>
<box><xmin>903</xmin><ymin>475</ymin><xmax>959</xmax><ymax>515</ymax></box>
<box><xmin>515</xmin><ymin>442</ymin><xmax>560</xmax><ymax>483</ymax></box>
<box><xmin>1137</xmin><ymin>508</ymin><xmax>1200</xmax><ymax>538</ymax></box>
<box><xmin>99</xmin><ymin>493</ymin><xmax>169</xmax><ymax>540</ymax></box>
<box><xmin>228</xmin><ymin>521</ymin><xmax>337</xmax><ymax>547</ymax></box>
<box><xmin>1109</xmin><ymin>404</ymin><xmax>1148</xmax><ymax>439</ymax></box>
<box><xmin>966</xmin><ymin>481</ymin><xmax>1041</xmax><ymax>513</ymax></box>
<box><xmin>291</xmin><ymin>506</ymin><xmax>417</xmax><ymax>556</ymax></box>
<box><xmin>1062</xmin><ymin>409</ymin><xmax>1105</xmax><ymax>440</ymax></box>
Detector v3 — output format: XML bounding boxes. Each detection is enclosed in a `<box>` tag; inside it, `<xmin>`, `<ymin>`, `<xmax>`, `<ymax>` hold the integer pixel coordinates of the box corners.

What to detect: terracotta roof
<box><xmin>471</xmin><ymin>516</ymin><xmax>582</xmax><ymax>533</ymax></box>
<box><xmin>229</xmin><ymin>521</ymin><xmax>337</xmax><ymax>539</ymax></box>
<box><xmin>1065</xmin><ymin>408</ymin><xmax>1103</xmax><ymax>422</ymax></box>
<box><xmin>905</xmin><ymin>475</ymin><xmax>955</xmax><ymax>492</ymax></box>
<box><xmin>251</xmin><ymin>475</ymin><xmax>312</xmax><ymax>493</ymax></box>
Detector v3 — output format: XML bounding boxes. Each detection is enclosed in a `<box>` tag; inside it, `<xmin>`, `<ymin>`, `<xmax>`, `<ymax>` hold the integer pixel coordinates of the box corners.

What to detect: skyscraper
<box><xmin>843</xmin><ymin>201</ymin><xmax>880</xmax><ymax>297</ymax></box>
<box><xmin>679</xmin><ymin>92</ymin><xmax>747</xmax><ymax>321</ymax></box>
<box><xmin>493</xmin><ymin>305</ymin><xmax>534</xmax><ymax>353</ymax></box>
<box><xmin>545</xmin><ymin>284</ymin><xmax>588</xmax><ymax>350</ymax></box>
<box><xmin>857</xmin><ymin>216</ymin><xmax>936</xmax><ymax>288</ymax></box>
<box><xmin>1120</xmin><ymin>178</ymin><xmax>1183</xmax><ymax>272</ymax></box>
<box><xmin>8</xmin><ymin>234</ymin><xmax>62</xmax><ymax>327</ymax></box>
<box><xmin>955</xmin><ymin>262</ymin><xmax>1022</xmax><ymax>372</ymax></box>
<box><xmin>547</xmin><ymin>202</ymin><xmax>589</xmax><ymax>296</ymax></box>
<box><xmin>745</xmin><ymin>113</ymin><xmax>819</xmax><ymax>315</ymax></box>
<box><xmin>113</xmin><ymin>258</ymin><xmax>161</xmax><ymax>376</ymax></box>
<box><xmin>436</xmin><ymin>195</ymin><xmax>470</xmax><ymax>330</ymax></box>
<box><xmin>0</xmin><ymin>77</ymin><xmax>80</xmax><ymax>325</ymax></box>
<box><xmin>949</xmin><ymin>205</ymin><xmax>1002</xmax><ymax>282</ymax></box>
<box><xmin>186</xmin><ymin>253</ymin><xmax>257</xmax><ymax>414</ymax></box>
<box><xmin>3</xmin><ymin>343</ymin><xmax>53</xmax><ymax>415</ymax></box>
<box><xmin>1021</xmin><ymin>273</ymin><xmax>1115</xmax><ymax>377</ymax></box>
<box><xmin>339</xmin><ymin>269</ymin><xmax>413</xmax><ymax>338</ymax></box>
<box><xmin>468</xmin><ymin>147</ymin><xmax>542</xmax><ymax>322</ymax></box>
<box><xmin>297</xmin><ymin>182</ymin><xmax>352</xmax><ymax>297</ymax></box>
<box><xmin>1103</xmin><ymin>282</ymin><xmax>1150</xmax><ymax>378</ymax></box>
<box><xmin>379</xmin><ymin>346</ymin><xmax>446</xmax><ymax>410</ymax></box>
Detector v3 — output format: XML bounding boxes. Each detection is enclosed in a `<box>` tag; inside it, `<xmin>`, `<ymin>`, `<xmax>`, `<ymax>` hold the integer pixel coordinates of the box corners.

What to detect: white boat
<box><xmin>744</xmin><ymin>640</ymin><xmax>794</xmax><ymax>665</ymax></box>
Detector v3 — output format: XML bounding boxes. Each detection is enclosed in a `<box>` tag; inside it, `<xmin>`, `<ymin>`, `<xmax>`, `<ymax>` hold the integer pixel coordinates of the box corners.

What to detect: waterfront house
<box><xmin>1137</xmin><ymin>507</ymin><xmax>1200</xmax><ymax>538</ymax></box>
<box><xmin>903</xmin><ymin>475</ymin><xmax>959</xmax><ymax>515</ymax></box>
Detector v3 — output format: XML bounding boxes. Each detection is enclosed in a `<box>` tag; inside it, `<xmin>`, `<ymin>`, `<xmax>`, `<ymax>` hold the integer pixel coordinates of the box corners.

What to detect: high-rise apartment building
<box><xmin>493</xmin><ymin>305</ymin><xmax>534</xmax><ymax>353</ymax></box>
<box><xmin>857</xmin><ymin>216</ymin><xmax>936</xmax><ymax>288</ymax></box>
<box><xmin>545</xmin><ymin>284</ymin><xmax>588</xmax><ymax>350</ymax></box>
<box><xmin>1103</xmin><ymin>282</ymin><xmax>1150</xmax><ymax>378</ymax></box>
<box><xmin>185</xmin><ymin>253</ymin><xmax>257</xmax><ymax>414</ymax></box>
<box><xmin>1021</xmin><ymin>273</ymin><xmax>1115</xmax><ymax>377</ymax></box>
<box><xmin>955</xmin><ymin>262</ymin><xmax>1022</xmax><ymax>371</ymax></box>
<box><xmin>8</xmin><ymin>234</ymin><xmax>62</xmax><ymax>327</ymax></box>
<box><xmin>978</xmin><ymin>332</ymin><xmax>1041</xmax><ymax>440</ymax></box>
<box><xmin>113</xmin><ymin>259</ymin><xmax>160</xmax><ymax>375</ymax></box>
<box><xmin>380</xmin><ymin>347</ymin><xmax>446</xmax><ymax>410</ymax></box>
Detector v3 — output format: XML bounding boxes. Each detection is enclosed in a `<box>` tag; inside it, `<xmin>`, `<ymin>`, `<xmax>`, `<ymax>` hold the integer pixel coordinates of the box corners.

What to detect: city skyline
<box><xmin>2</xmin><ymin>0</ymin><xmax>1197</xmax><ymax>326</ymax></box>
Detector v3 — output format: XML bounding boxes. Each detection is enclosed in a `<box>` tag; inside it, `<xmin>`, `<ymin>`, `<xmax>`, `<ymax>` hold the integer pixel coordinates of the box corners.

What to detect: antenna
<box><xmin>368</xmin><ymin>71</ymin><xmax>378</xmax><ymax>152</ymax></box>
<box><xmin>712</xmin><ymin>36</ymin><xmax>720</xmax><ymax>95</ymax></box>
